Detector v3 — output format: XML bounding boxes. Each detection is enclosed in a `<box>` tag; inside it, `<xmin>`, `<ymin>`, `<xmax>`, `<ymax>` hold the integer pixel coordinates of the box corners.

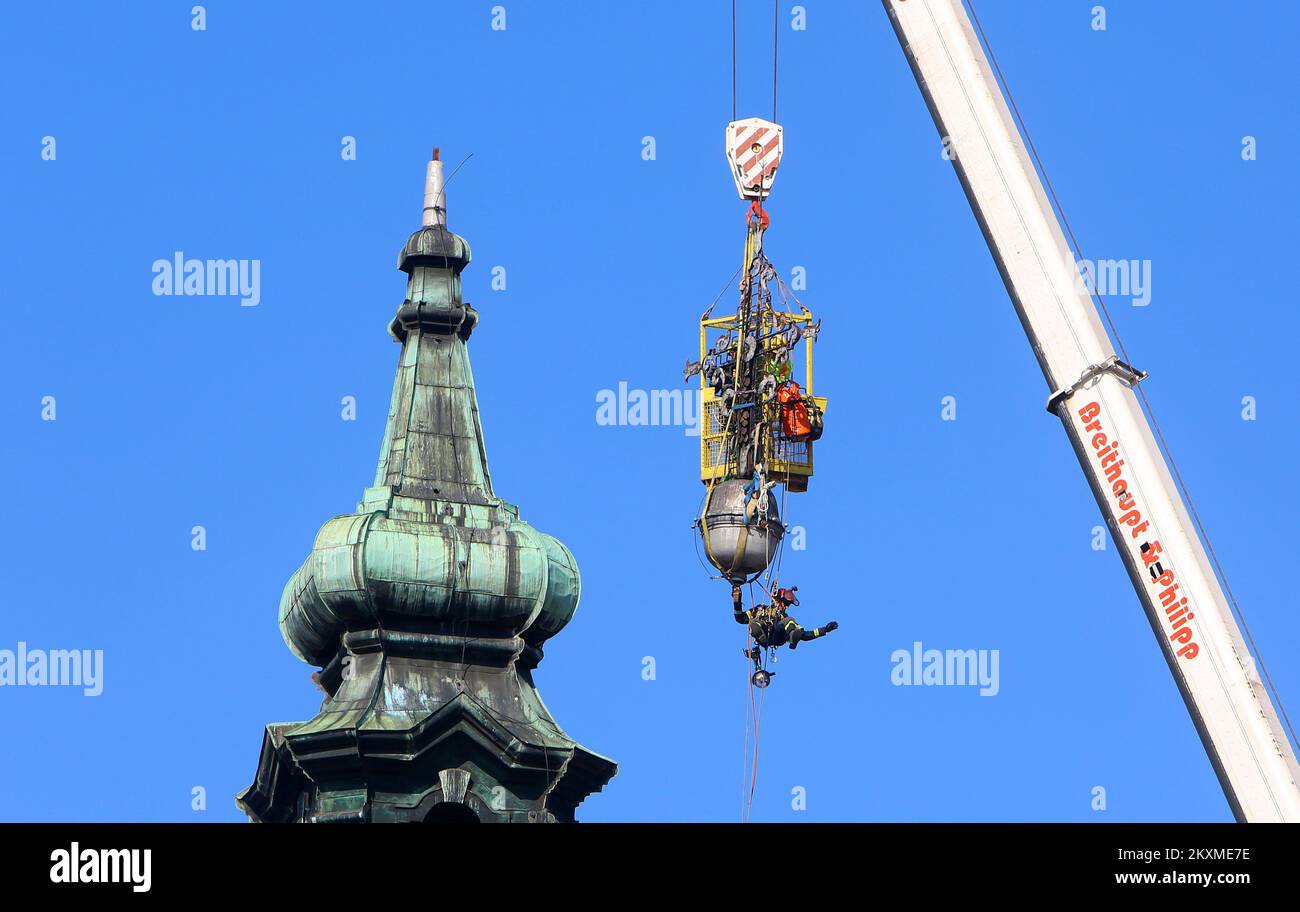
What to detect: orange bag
<box><xmin>778</xmin><ymin>381</ymin><xmax>812</xmax><ymax>439</ymax></box>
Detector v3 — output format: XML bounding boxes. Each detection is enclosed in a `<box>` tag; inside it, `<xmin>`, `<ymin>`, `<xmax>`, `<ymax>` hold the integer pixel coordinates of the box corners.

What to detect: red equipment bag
<box><xmin>778</xmin><ymin>381</ymin><xmax>812</xmax><ymax>440</ymax></box>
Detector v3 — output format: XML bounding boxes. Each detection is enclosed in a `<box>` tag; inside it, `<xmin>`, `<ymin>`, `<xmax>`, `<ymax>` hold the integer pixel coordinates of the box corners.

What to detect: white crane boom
<box><xmin>882</xmin><ymin>0</ymin><xmax>1300</xmax><ymax>821</ymax></box>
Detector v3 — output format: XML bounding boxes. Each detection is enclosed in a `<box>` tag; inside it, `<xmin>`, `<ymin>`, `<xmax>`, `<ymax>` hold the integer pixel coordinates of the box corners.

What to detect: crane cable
<box><xmin>731</xmin><ymin>1</ymin><xmax>737</xmax><ymax>121</ymax></box>
<box><xmin>964</xmin><ymin>0</ymin><xmax>1300</xmax><ymax>756</ymax></box>
<box><xmin>730</xmin><ymin>0</ymin><xmax>781</xmax><ymax>125</ymax></box>
<box><xmin>770</xmin><ymin>0</ymin><xmax>779</xmax><ymax>122</ymax></box>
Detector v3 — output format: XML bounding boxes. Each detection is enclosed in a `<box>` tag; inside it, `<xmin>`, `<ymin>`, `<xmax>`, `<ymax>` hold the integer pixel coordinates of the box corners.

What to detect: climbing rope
<box><xmin>741</xmin><ymin>578</ymin><xmax>772</xmax><ymax>823</ymax></box>
<box><xmin>745</xmin><ymin>670</ymin><xmax>767</xmax><ymax>822</ymax></box>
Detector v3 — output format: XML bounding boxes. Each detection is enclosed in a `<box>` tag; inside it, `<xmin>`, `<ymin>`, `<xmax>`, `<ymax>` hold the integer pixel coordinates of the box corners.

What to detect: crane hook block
<box><xmin>726</xmin><ymin>117</ymin><xmax>784</xmax><ymax>201</ymax></box>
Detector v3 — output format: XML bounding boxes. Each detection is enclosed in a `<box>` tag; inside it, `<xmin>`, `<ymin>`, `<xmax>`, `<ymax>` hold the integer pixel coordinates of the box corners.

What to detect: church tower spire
<box><xmin>239</xmin><ymin>150</ymin><xmax>616</xmax><ymax>823</ymax></box>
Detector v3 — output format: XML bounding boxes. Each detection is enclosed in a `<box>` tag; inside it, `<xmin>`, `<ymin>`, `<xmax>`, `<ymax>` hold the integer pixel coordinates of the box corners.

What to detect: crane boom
<box><xmin>882</xmin><ymin>0</ymin><xmax>1300</xmax><ymax>821</ymax></box>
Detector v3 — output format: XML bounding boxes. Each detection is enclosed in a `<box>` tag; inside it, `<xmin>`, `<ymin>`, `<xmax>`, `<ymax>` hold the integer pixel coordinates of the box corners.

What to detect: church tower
<box><xmin>238</xmin><ymin>150</ymin><xmax>616</xmax><ymax>823</ymax></box>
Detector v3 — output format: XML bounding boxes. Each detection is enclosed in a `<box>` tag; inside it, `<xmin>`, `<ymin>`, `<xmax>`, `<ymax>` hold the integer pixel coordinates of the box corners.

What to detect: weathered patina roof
<box><xmin>239</xmin><ymin>151</ymin><xmax>614</xmax><ymax>824</ymax></box>
<box><xmin>398</xmin><ymin>223</ymin><xmax>472</xmax><ymax>273</ymax></box>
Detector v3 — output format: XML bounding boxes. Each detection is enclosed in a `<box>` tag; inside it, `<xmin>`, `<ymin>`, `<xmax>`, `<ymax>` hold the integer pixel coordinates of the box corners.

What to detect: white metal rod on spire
<box><xmin>423</xmin><ymin>147</ymin><xmax>446</xmax><ymax>227</ymax></box>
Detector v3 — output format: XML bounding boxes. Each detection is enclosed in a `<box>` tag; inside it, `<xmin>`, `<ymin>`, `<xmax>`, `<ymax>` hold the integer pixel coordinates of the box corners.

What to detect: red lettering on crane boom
<box><xmin>1077</xmin><ymin>401</ymin><xmax>1200</xmax><ymax>661</ymax></box>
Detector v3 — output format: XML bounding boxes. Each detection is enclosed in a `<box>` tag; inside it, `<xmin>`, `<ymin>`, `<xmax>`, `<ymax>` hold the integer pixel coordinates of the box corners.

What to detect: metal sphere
<box><xmin>699</xmin><ymin>478</ymin><xmax>784</xmax><ymax>581</ymax></box>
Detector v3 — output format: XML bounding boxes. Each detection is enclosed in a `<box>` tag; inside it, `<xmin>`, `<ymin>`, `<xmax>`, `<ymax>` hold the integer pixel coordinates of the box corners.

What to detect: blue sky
<box><xmin>1</xmin><ymin>1</ymin><xmax>1297</xmax><ymax>822</ymax></box>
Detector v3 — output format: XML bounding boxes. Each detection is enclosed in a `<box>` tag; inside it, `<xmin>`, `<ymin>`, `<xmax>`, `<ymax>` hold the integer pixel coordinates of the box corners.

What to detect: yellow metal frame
<box><xmin>698</xmin><ymin>309</ymin><xmax>826</xmax><ymax>490</ymax></box>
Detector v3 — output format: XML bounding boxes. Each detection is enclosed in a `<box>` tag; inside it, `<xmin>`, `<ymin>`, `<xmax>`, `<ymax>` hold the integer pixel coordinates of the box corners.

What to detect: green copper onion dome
<box><xmin>277</xmin><ymin>202</ymin><xmax>580</xmax><ymax>665</ymax></box>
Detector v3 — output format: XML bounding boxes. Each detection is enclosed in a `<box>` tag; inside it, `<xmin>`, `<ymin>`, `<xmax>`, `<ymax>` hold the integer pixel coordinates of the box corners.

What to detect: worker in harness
<box><xmin>733</xmin><ymin>585</ymin><xmax>838</xmax><ymax>671</ymax></box>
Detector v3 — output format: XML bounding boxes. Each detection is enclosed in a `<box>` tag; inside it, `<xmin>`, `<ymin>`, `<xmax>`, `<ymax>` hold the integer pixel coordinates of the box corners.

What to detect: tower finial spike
<box><xmin>423</xmin><ymin>147</ymin><xmax>446</xmax><ymax>227</ymax></box>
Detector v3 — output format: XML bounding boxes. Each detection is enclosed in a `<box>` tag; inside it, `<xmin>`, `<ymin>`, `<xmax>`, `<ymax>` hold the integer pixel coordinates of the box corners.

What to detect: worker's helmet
<box><xmin>773</xmin><ymin>586</ymin><xmax>799</xmax><ymax>607</ymax></box>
